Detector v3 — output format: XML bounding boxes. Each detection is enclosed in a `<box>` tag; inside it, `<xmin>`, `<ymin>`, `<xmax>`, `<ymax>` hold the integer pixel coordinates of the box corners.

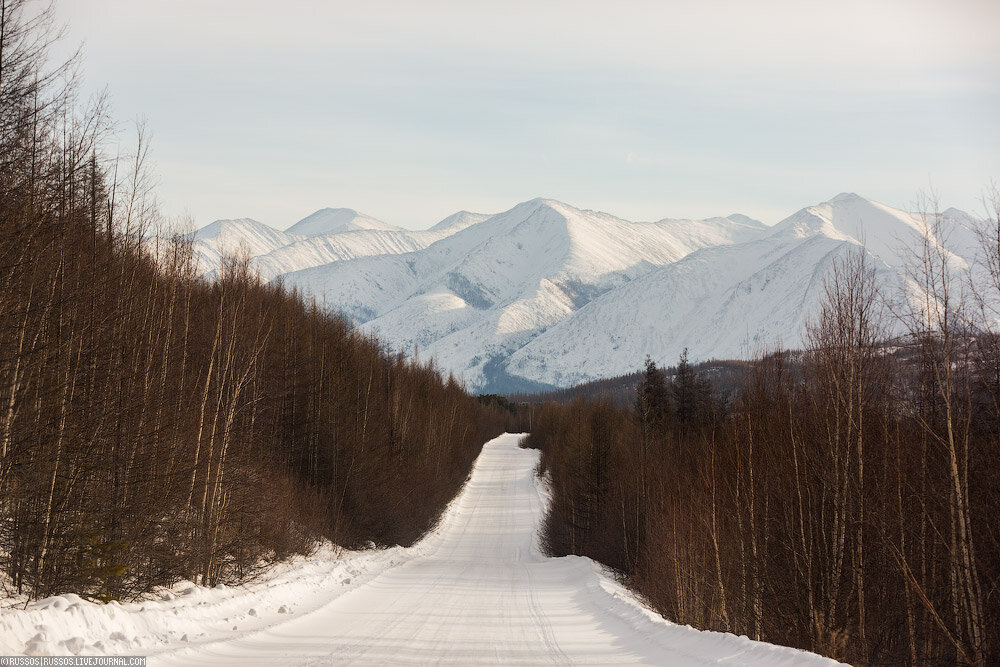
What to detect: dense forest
<box><xmin>510</xmin><ymin>357</ymin><xmax>752</xmax><ymax>408</ymax></box>
<box><xmin>526</xmin><ymin>227</ymin><xmax>1000</xmax><ymax>663</ymax></box>
<box><xmin>0</xmin><ymin>0</ymin><xmax>519</xmax><ymax>603</ymax></box>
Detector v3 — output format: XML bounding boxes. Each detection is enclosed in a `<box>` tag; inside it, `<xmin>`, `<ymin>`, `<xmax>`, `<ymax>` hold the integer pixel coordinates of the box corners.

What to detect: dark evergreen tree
<box><xmin>672</xmin><ymin>348</ymin><xmax>714</xmax><ymax>433</ymax></box>
<box><xmin>636</xmin><ymin>356</ymin><xmax>671</xmax><ymax>438</ymax></box>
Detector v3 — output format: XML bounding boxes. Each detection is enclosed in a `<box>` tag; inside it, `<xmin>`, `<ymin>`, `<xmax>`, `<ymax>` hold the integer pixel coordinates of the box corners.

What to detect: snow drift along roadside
<box><xmin>0</xmin><ymin>543</ymin><xmax>404</xmax><ymax>657</ymax></box>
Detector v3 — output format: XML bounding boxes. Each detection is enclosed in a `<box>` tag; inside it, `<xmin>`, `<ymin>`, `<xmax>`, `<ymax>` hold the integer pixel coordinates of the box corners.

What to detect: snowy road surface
<box><xmin>4</xmin><ymin>433</ymin><xmax>838</xmax><ymax>665</ymax></box>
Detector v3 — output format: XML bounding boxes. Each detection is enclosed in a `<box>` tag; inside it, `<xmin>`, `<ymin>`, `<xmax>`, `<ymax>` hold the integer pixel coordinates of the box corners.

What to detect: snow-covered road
<box><xmin>3</xmin><ymin>433</ymin><xmax>838</xmax><ymax>664</ymax></box>
<box><xmin>148</xmin><ymin>433</ymin><xmax>836</xmax><ymax>665</ymax></box>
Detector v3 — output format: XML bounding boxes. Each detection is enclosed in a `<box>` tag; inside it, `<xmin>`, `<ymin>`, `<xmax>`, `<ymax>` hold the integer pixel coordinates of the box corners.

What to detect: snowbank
<box><xmin>0</xmin><ymin>543</ymin><xmax>402</xmax><ymax>657</ymax></box>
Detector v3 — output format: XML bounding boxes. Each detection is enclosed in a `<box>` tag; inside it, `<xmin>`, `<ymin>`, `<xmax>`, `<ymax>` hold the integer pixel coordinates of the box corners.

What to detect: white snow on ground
<box><xmin>1</xmin><ymin>435</ymin><xmax>842</xmax><ymax>665</ymax></box>
<box><xmin>0</xmin><ymin>544</ymin><xmax>405</xmax><ymax>658</ymax></box>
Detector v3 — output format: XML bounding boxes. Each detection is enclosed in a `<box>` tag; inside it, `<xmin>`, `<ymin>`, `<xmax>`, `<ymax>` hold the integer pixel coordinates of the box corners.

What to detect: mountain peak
<box><xmin>486</xmin><ymin>198</ymin><xmax>576</xmax><ymax>226</ymax></box>
<box><xmin>523</xmin><ymin>198</ymin><xmax>589</xmax><ymax>219</ymax></box>
<box><xmin>725</xmin><ymin>213</ymin><xmax>768</xmax><ymax>228</ymax></box>
<box><xmin>830</xmin><ymin>192</ymin><xmax>864</xmax><ymax>203</ymax></box>
<box><xmin>429</xmin><ymin>210</ymin><xmax>491</xmax><ymax>233</ymax></box>
<box><xmin>285</xmin><ymin>208</ymin><xmax>400</xmax><ymax>237</ymax></box>
<box><xmin>521</xmin><ymin>197</ymin><xmax>577</xmax><ymax>210</ymax></box>
<box><xmin>196</xmin><ymin>217</ymin><xmax>278</xmax><ymax>240</ymax></box>
<box><xmin>768</xmin><ymin>193</ymin><xmax>951</xmax><ymax>272</ymax></box>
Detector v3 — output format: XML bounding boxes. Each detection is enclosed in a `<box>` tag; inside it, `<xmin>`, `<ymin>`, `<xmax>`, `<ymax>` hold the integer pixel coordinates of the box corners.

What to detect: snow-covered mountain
<box><xmin>278</xmin><ymin>198</ymin><xmax>768</xmax><ymax>390</ymax></box>
<box><xmin>508</xmin><ymin>193</ymin><xmax>976</xmax><ymax>387</ymax></box>
<box><xmin>254</xmin><ymin>230</ymin><xmax>428</xmax><ymax>281</ymax></box>
<box><xmin>186</xmin><ymin>194</ymin><xmax>978</xmax><ymax>393</ymax></box>
<box><xmin>187</xmin><ymin>209</ymin><xmax>490</xmax><ymax>280</ymax></box>
<box><xmin>190</xmin><ymin>218</ymin><xmax>296</xmax><ymax>276</ymax></box>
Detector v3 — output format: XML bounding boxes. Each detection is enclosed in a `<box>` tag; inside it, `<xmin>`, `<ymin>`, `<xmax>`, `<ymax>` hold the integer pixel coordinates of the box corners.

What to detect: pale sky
<box><xmin>53</xmin><ymin>0</ymin><xmax>1000</xmax><ymax>230</ymax></box>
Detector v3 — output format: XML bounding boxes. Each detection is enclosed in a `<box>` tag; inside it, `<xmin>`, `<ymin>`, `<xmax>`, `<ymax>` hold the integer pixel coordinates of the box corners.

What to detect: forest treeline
<box><xmin>526</xmin><ymin>224</ymin><xmax>1000</xmax><ymax>663</ymax></box>
<box><xmin>510</xmin><ymin>358</ymin><xmax>751</xmax><ymax>408</ymax></box>
<box><xmin>0</xmin><ymin>0</ymin><xmax>517</xmax><ymax>603</ymax></box>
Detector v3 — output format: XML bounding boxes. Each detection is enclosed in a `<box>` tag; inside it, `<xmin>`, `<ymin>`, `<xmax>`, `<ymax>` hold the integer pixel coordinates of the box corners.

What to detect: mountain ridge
<box><xmin>285</xmin><ymin>207</ymin><xmax>402</xmax><ymax>236</ymax></box>
<box><xmin>181</xmin><ymin>194</ymin><xmax>978</xmax><ymax>392</ymax></box>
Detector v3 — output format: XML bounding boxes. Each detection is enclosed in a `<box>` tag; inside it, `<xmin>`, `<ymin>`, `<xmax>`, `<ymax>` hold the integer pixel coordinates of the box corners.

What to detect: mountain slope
<box><xmin>280</xmin><ymin>198</ymin><xmax>768</xmax><ymax>389</ymax></box>
<box><xmin>505</xmin><ymin>234</ymin><xmax>873</xmax><ymax>386</ymax></box>
<box><xmin>505</xmin><ymin>194</ymin><xmax>975</xmax><ymax>387</ymax></box>
<box><xmin>253</xmin><ymin>230</ymin><xmax>428</xmax><ymax>281</ymax></box>
<box><xmin>191</xmin><ymin>218</ymin><xmax>296</xmax><ymax>276</ymax></box>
